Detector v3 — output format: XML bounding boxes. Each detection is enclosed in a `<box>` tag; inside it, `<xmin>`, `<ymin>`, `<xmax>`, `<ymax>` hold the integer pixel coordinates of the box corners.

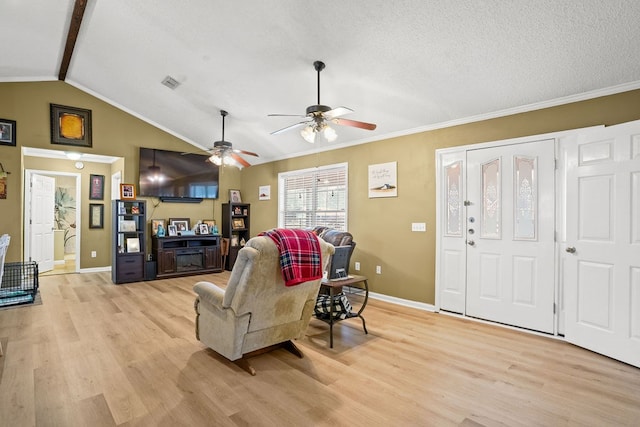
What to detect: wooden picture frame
<box><xmin>229</xmin><ymin>189</ymin><xmax>242</xmax><ymax>203</ymax></box>
<box><xmin>169</xmin><ymin>218</ymin><xmax>190</xmax><ymax>232</ymax></box>
<box><xmin>120</xmin><ymin>183</ymin><xmax>136</xmax><ymax>200</ymax></box>
<box><xmin>151</xmin><ymin>219</ymin><xmax>166</xmax><ymax>236</ymax></box>
<box><xmin>50</xmin><ymin>104</ymin><xmax>92</xmax><ymax>147</ymax></box>
<box><xmin>89</xmin><ymin>203</ymin><xmax>104</xmax><ymax>229</ymax></box>
<box><xmin>232</xmin><ymin>218</ymin><xmax>245</xmax><ymax>229</ymax></box>
<box><xmin>0</xmin><ymin>118</ymin><xmax>16</xmax><ymax>146</ymax></box>
<box><xmin>89</xmin><ymin>174</ymin><xmax>104</xmax><ymax>200</ymax></box>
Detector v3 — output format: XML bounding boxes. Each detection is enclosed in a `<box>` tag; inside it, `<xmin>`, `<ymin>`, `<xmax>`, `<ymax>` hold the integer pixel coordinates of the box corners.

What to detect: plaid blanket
<box><xmin>259</xmin><ymin>228</ymin><xmax>323</xmax><ymax>286</ymax></box>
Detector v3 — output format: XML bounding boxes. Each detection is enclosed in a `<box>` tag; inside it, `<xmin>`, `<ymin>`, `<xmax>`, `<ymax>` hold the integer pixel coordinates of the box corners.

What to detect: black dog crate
<box><xmin>0</xmin><ymin>261</ymin><xmax>39</xmax><ymax>307</ymax></box>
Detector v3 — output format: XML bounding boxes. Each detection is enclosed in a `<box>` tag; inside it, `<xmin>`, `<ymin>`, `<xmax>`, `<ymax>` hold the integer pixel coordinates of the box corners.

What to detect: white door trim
<box><xmin>24</xmin><ymin>169</ymin><xmax>81</xmax><ymax>273</ymax></box>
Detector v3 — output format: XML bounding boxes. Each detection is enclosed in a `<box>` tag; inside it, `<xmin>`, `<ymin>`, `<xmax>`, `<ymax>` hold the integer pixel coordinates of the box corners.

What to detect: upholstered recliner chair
<box><xmin>312</xmin><ymin>227</ymin><xmax>356</xmax><ymax>275</ymax></box>
<box><xmin>193</xmin><ymin>234</ymin><xmax>334</xmax><ymax>375</ymax></box>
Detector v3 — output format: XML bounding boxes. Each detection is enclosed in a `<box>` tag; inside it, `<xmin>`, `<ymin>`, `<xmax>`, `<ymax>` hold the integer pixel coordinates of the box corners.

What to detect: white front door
<box><xmin>563</xmin><ymin>121</ymin><xmax>640</xmax><ymax>367</ymax></box>
<box><xmin>30</xmin><ymin>174</ymin><xmax>56</xmax><ymax>272</ymax></box>
<box><xmin>465</xmin><ymin>140</ymin><xmax>556</xmax><ymax>333</ymax></box>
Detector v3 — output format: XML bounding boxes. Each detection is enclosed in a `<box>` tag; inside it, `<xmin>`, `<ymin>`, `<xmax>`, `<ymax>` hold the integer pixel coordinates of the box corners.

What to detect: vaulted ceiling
<box><xmin>3</xmin><ymin>1</ymin><xmax>640</xmax><ymax>165</ymax></box>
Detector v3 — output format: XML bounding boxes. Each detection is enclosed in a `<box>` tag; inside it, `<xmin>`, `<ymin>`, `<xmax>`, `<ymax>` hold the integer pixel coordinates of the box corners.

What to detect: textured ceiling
<box><xmin>3</xmin><ymin>1</ymin><xmax>640</xmax><ymax>165</ymax></box>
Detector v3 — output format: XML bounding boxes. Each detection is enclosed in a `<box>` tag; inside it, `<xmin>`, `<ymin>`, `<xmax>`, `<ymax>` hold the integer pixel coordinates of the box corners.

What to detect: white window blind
<box><xmin>278</xmin><ymin>163</ymin><xmax>348</xmax><ymax>230</ymax></box>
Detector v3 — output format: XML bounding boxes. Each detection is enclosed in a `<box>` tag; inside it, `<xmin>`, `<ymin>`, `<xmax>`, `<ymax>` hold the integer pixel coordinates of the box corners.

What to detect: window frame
<box><xmin>278</xmin><ymin>162</ymin><xmax>349</xmax><ymax>231</ymax></box>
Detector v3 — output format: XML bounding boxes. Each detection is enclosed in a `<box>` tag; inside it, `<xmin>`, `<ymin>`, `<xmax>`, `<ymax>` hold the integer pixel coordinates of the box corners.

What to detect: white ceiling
<box><xmin>3</xmin><ymin>1</ymin><xmax>640</xmax><ymax>165</ymax></box>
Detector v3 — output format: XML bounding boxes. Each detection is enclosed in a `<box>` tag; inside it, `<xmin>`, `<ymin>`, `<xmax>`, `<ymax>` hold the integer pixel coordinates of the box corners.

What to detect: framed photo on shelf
<box><xmin>232</xmin><ymin>218</ymin><xmax>245</xmax><ymax>229</ymax></box>
<box><xmin>50</xmin><ymin>104</ymin><xmax>92</xmax><ymax>148</ymax></box>
<box><xmin>89</xmin><ymin>174</ymin><xmax>104</xmax><ymax>200</ymax></box>
<box><xmin>231</xmin><ymin>235</ymin><xmax>239</xmax><ymax>246</ymax></box>
<box><xmin>169</xmin><ymin>218</ymin><xmax>190</xmax><ymax>232</ymax></box>
<box><xmin>151</xmin><ymin>219</ymin><xmax>166</xmax><ymax>236</ymax></box>
<box><xmin>198</xmin><ymin>223</ymin><xmax>209</xmax><ymax>235</ymax></box>
<box><xmin>120</xmin><ymin>183</ymin><xmax>136</xmax><ymax>200</ymax></box>
<box><xmin>126</xmin><ymin>237</ymin><xmax>140</xmax><ymax>253</ymax></box>
<box><xmin>119</xmin><ymin>219</ymin><xmax>136</xmax><ymax>232</ymax></box>
<box><xmin>89</xmin><ymin>203</ymin><xmax>104</xmax><ymax>229</ymax></box>
<box><xmin>167</xmin><ymin>225</ymin><xmax>178</xmax><ymax>237</ymax></box>
<box><xmin>0</xmin><ymin>118</ymin><xmax>17</xmax><ymax>146</ymax></box>
<box><xmin>202</xmin><ymin>219</ymin><xmax>216</xmax><ymax>230</ymax></box>
<box><xmin>229</xmin><ymin>189</ymin><xmax>242</xmax><ymax>203</ymax></box>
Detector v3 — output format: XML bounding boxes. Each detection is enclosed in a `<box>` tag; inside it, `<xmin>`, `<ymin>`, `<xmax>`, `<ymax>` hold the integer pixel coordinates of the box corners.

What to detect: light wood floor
<box><xmin>0</xmin><ymin>271</ymin><xmax>639</xmax><ymax>426</ymax></box>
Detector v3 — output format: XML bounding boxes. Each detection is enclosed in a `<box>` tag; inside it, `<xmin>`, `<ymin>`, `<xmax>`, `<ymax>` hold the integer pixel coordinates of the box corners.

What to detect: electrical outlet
<box><xmin>91</xmin><ymin>251</ymin><xmax>97</xmax><ymax>258</ymax></box>
<box><xmin>411</xmin><ymin>222</ymin><xmax>427</xmax><ymax>232</ymax></box>
<box><xmin>376</xmin><ymin>265</ymin><xmax>382</xmax><ymax>274</ymax></box>
<box><xmin>354</xmin><ymin>262</ymin><xmax>360</xmax><ymax>271</ymax></box>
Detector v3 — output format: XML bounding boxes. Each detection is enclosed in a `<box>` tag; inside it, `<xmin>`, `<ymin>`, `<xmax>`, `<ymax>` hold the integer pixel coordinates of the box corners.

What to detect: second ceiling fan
<box><xmin>269</xmin><ymin>60</ymin><xmax>377</xmax><ymax>143</ymax></box>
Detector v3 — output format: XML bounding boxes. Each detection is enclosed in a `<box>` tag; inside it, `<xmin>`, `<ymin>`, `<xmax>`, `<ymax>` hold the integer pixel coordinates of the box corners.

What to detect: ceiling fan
<box><xmin>269</xmin><ymin>60</ymin><xmax>377</xmax><ymax>143</ymax></box>
<box><xmin>207</xmin><ymin>110</ymin><xmax>258</xmax><ymax>168</ymax></box>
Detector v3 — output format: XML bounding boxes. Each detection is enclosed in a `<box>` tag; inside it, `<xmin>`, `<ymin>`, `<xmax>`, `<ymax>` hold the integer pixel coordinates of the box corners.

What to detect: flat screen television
<box><xmin>138</xmin><ymin>147</ymin><xmax>219</xmax><ymax>202</ymax></box>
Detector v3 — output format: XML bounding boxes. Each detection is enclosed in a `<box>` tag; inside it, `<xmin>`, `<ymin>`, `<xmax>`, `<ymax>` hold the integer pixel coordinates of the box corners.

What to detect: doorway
<box><xmin>24</xmin><ymin>170</ymin><xmax>81</xmax><ymax>275</ymax></box>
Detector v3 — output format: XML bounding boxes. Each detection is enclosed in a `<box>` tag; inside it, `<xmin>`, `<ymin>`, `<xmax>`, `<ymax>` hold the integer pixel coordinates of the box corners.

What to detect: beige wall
<box><xmin>2</xmin><ymin>80</ymin><xmax>640</xmax><ymax>304</ymax></box>
<box><xmin>241</xmin><ymin>89</ymin><xmax>640</xmax><ymax>304</ymax></box>
<box><xmin>0</xmin><ymin>81</ymin><xmax>241</xmax><ymax>265</ymax></box>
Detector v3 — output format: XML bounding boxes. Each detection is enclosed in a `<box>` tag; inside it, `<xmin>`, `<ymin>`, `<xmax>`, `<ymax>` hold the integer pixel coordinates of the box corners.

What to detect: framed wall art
<box><xmin>120</xmin><ymin>183</ymin><xmax>136</xmax><ymax>200</ymax></box>
<box><xmin>50</xmin><ymin>104</ymin><xmax>92</xmax><ymax>147</ymax></box>
<box><xmin>89</xmin><ymin>174</ymin><xmax>104</xmax><ymax>200</ymax></box>
<box><xmin>0</xmin><ymin>118</ymin><xmax>16</xmax><ymax>146</ymax></box>
<box><xmin>89</xmin><ymin>203</ymin><xmax>104</xmax><ymax>229</ymax></box>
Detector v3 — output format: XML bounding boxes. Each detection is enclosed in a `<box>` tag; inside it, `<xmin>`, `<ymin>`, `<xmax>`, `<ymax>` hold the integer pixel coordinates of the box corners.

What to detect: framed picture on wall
<box><xmin>0</xmin><ymin>118</ymin><xmax>16</xmax><ymax>146</ymax></box>
<box><xmin>89</xmin><ymin>174</ymin><xmax>104</xmax><ymax>200</ymax></box>
<box><xmin>50</xmin><ymin>104</ymin><xmax>92</xmax><ymax>147</ymax></box>
<box><xmin>120</xmin><ymin>183</ymin><xmax>136</xmax><ymax>200</ymax></box>
<box><xmin>89</xmin><ymin>203</ymin><xmax>104</xmax><ymax>229</ymax></box>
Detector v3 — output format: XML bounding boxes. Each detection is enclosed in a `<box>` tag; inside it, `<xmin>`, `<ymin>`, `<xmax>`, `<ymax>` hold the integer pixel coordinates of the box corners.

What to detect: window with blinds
<box><xmin>278</xmin><ymin>163</ymin><xmax>348</xmax><ymax>231</ymax></box>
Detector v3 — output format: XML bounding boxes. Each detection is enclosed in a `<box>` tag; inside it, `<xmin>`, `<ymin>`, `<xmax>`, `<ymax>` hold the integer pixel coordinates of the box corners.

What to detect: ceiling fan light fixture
<box><xmin>148</xmin><ymin>165</ymin><xmax>164</xmax><ymax>182</ymax></box>
<box><xmin>301</xmin><ymin>125</ymin><xmax>316</xmax><ymax>143</ymax></box>
<box><xmin>323</xmin><ymin>125</ymin><xmax>337</xmax><ymax>142</ymax></box>
<box><xmin>209</xmin><ymin>155</ymin><xmax>222</xmax><ymax>166</ymax></box>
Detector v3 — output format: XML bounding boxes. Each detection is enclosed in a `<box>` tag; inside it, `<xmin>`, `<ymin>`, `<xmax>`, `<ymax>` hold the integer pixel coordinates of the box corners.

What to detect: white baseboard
<box><xmin>368</xmin><ymin>291</ymin><xmax>436</xmax><ymax>312</ymax></box>
<box><xmin>79</xmin><ymin>266</ymin><xmax>112</xmax><ymax>274</ymax></box>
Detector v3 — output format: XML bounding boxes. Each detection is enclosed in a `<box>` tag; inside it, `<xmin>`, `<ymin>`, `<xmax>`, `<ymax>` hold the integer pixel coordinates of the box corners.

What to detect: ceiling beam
<box><xmin>58</xmin><ymin>0</ymin><xmax>88</xmax><ymax>81</ymax></box>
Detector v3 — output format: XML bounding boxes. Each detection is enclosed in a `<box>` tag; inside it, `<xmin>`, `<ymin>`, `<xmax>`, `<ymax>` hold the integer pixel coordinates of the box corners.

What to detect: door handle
<box><xmin>565</xmin><ymin>246</ymin><xmax>576</xmax><ymax>254</ymax></box>
<box><xmin>467</xmin><ymin>240</ymin><xmax>475</xmax><ymax>246</ymax></box>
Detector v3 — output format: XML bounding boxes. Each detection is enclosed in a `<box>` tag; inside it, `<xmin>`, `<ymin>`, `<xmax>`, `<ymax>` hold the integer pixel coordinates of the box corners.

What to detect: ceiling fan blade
<box><xmin>270</xmin><ymin>121</ymin><xmax>310</xmax><ymax>135</ymax></box>
<box><xmin>230</xmin><ymin>152</ymin><xmax>251</xmax><ymax>168</ymax></box>
<box><xmin>268</xmin><ymin>113</ymin><xmax>307</xmax><ymax>117</ymax></box>
<box><xmin>323</xmin><ymin>106</ymin><xmax>353</xmax><ymax>120</ymax></box>
<box><xmin>332</xmin><ymin>118</ymin><xmax>377</xmax><ymax>131</ymax></box>
<box><xmin>233</xmin><ymin>148</ymin><xmax>259</xmax><ymax>157</ymax></box>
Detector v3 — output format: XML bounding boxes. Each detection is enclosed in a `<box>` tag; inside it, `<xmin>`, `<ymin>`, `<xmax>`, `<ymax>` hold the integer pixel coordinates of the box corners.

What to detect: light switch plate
<box><xmin>411</xmin><ymin>222</ymin><xmax>426</xmax><ymax>232</ymax></box>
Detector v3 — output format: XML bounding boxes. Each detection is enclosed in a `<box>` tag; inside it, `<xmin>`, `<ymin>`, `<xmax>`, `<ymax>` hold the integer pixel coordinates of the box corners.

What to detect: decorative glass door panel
<box><xmin>445</xmin><ymin>161</ymin><xmax>462</xmax><ymax>236</ymax></box>
<box><xmin>481</xmin><ymin>158</ymin><xmax>501</xmax><ymax>239</ymax></box>
<box><xmin>514</xmin><ymin>155</ymin><xmax>537</xmax><ymax>240</ymax></box>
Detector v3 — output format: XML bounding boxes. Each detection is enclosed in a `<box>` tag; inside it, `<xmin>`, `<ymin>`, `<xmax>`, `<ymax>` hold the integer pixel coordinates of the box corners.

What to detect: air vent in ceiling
<box><xmin>161</xmin><ymin>76</ymin><xmax>180</xmax><ymax>90</ymax></box>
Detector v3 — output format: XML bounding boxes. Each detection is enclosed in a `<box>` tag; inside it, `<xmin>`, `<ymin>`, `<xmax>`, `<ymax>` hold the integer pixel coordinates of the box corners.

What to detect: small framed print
<box><xmin>170</xmin><ymin>218</ymin><xmax>190</xmax><ymax>232</ymax></box>
<box><xmin>229</xmin><ymin>189</ymin><xmax>242</xmax><ymax>203</ymax></box>
<box><xmin>120</xmin><ymin>183</ymin><xmax>136</xmax><ymax>200</ymax></box>
<box><xmin>167</xmin><ymin>224</ymin><xmax>178</xmax><ymax>237</ymax></box>
<box><xmin>89</xmin><ymin>203</ymin><xmax>104</xmax><ymax>229</ymax></box>
<box><xmin>0</xmin><ymin>118</ymin><xmax>16</xmax><ymax>146</ymax></box>
<box><xmin>198</xmin><ymin>223</ymin><xmax>209</xmax><ymax>235</ymax></box>
<box><xmin>232</xmin><ymin>218</ymin><xmax>245</xmax><ymax>229</ymax></box>
<box><xmin>126</xmin><ymin>238</ymin><xmax>140</xmax><ymax>253</ymax></box>
<box><xmin>89</xmin><ymin>174</ymin><xmax>104</xmax><ymax>200</ymax></box>
<box><xmin>50</xmin><ymin>104</ymin><xmax>92</xmax><ymax>147</ymax></box>
<box><xmin>151</xmin><ymin>219</ymin><xmax>166</xmax><ymax>236</ymax></box>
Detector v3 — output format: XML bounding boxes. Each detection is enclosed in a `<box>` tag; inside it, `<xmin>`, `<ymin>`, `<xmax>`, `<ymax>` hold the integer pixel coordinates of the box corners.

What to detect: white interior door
<box><xmin>30</xmin><ymin>173</ymin><xmax>55</xmax><ymax>272</ymax></box>
<box><xmin>563</xmin><ymin>121</ymin><xmax>640</xmax><ymax>367</ymax></box>
<box><xmin>466</xmin><ymin>140</ymin><xmax>556</xmax><ymax>333</ymax></box>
